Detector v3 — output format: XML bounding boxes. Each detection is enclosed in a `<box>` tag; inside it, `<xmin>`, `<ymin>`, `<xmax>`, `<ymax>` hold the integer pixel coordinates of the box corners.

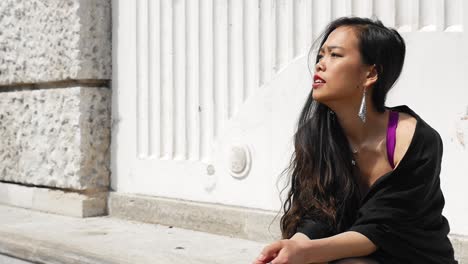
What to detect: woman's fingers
<box><xmin>252</xmin><ymin>252</ymin><xmax>278</xmax><ymax>264</ymax></box>
<box><xmin>253</xmin><ymin>241</ymin><xmax>283</xmax><ymax>263</ymax></box>
<box><xmin>261</xmin><ymin>241</ymin><xmax>283</xmax><ymax>256</ymax></box>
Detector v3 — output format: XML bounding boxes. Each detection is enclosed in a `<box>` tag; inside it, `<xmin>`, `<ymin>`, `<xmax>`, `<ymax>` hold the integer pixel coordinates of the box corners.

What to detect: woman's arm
<box><xmin>292</xmin><ymin>231</ymin><xmax>376</xmax><ymax>263</ymax></box>
<box><xmin>290</xmin><ymin>233</ymin><xmax>328</xmax><ymax>264</ymax></box>
<box><xmin>254</xmin><ymin>231</ymin><xmax>377</xmax><ymax>264</ymax></box>
<box><xmin>301</xmin><ymin>231</ymin><xmax>377</xmax><ymax>263</ymax></box>
<box><xmin>290</xmin><ymin>232</ymin><xmax>311</xmax><ymax>241</ymax></box>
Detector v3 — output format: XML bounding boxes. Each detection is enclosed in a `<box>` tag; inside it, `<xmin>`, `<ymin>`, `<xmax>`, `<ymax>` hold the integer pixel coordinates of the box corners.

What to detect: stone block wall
<box><xmin>0</xmin><ymin>0</ymin><xmax>111</xmax><ymax>84</ymax></box>
<box><xmin>0</xmin><ymin>86</ymin><xmax>110</xmax><ymax>190</ymax></box>
<box><xmin>0</xmin><ymin>0</ymin><xmax>111</xmax><ymax>194</ymax></box>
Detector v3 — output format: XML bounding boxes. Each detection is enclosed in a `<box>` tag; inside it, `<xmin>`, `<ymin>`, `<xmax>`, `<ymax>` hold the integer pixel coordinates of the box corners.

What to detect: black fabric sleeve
<box><xmin>296</xmin><ymin>216</ymin><xmax>333</xmax><ymax>239</ymax></box>
<box><xmin>347</xmin><ymin>128</ymin><xmax>457</xmax><ymax>263</ymax></box>
<box><xmin>347</xmin><ymin>223</ymin><xmax>390</xmax><ymax>248</ymax></box>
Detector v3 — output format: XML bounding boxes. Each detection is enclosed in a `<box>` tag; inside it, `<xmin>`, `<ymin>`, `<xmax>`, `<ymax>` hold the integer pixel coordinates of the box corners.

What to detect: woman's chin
<box><xmin>312</xmin><ymin>88</ymin><xmax>340</xmax><ymax>103</ymax></box>
<box><xmin>312</xmin><ymin>94</ymin><xmax>336</xmax><ymax>108</ymax></box>
<box><xmin>312</xmin><ymin>92</ymin><xmax>327</xmax><ymax>103</ymax></box>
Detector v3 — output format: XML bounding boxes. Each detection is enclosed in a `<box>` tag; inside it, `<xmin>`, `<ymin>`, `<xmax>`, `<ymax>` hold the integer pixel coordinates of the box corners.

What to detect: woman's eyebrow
<box><xmin>319</xmin><ymin>45</ymin><xmax>345</xmax><ymax>52</ymax></box>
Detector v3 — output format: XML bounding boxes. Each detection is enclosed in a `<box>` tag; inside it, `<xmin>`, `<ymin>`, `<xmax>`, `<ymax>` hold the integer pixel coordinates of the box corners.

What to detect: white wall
<box><xmin>112</xmin><ymin>0</ymin><xmax>468</xmax><ymax>235</ymax></box>
<box><xmin>386</xmin><ymin>30</ymin><xmax>468</xmax><ymax>235</ymax></box>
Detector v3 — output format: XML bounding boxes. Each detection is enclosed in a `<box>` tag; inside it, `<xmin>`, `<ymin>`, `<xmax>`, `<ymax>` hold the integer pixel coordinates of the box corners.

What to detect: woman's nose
<box><xmin>315</xmin><ymin>59</ymin><xmax>325</xmax><ymax>72</ymax></box>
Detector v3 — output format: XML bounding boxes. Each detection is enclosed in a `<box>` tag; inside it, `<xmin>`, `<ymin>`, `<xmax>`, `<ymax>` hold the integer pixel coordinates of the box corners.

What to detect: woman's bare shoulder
<box><xmin>394</xmin><ymin>112</ymin><xmax>417</xmax><ymax>167</ymax></box>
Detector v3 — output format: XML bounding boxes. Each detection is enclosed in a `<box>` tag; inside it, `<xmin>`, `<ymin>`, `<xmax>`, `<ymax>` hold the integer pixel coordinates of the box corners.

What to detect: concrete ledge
<box><xmin>451</xmin><ymin>234</ymin><xmax>468</xmax><ymax>263</ymax></box>
<box><xmin>0</xmin><ymin>205</ymin><xmax>263</xmax><ymax>264</ymax></box>
<box><xmin>0</xmin><ymin>231</ymin><xmax>112</xmax><ymax>264</ymax></box>
<box><xmin>108</xmin><ymin>192</ymin><xmax>468</xmax><ymax>263</ymax></box>
<box><xmin>108</xmin><ymin>192</ymin><xmax>282</xmax><ymax>243</ymax></box>
<box><xmin>0</xmin><ymin>182</ymin><xmax>106</xmax><ymax>217</ymax></box>
<box><xmin>0</xmin><ymin>253</ymin><xmax>33</xmax><ymax>264</ymax></box>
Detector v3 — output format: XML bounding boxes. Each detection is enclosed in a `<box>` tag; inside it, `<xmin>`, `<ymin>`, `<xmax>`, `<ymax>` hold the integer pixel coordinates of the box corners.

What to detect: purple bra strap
<box><xmin>386</xmin><ymin>110</ymin><xmax>399</xmax><ymax>169</ymax></box>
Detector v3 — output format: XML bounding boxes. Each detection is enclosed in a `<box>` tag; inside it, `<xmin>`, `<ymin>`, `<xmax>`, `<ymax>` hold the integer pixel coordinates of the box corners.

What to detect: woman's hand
<box><xmin>252</xmin><ymin>239</ymin><xmax>309</xmax><ymax>264</ymax></box>
<box><xmin>252</xmin><ymin>231</ymin><xmax>377</xmax><ymax>263</ymax></box>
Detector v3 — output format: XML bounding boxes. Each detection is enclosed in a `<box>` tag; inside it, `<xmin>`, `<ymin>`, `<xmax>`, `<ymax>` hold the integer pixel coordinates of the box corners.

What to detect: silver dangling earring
<box><xmin>358</xmin><ymin>88</ymin><xmax>367</xmax><ymax>123</ymax></box>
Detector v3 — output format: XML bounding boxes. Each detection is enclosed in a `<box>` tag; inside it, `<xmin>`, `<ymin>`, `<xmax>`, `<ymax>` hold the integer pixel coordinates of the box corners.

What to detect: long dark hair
<box><xmin>280</xmin><ymin>17</ymin><xmax>406</xmax><ymax>239</ymax></box>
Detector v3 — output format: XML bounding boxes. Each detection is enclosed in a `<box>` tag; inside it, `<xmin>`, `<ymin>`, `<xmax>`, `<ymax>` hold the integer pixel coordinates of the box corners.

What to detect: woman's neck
<box><xmin>330</xmin><ymin>101</ymin><xmax>388</xmax><ymax>150</ymax></box>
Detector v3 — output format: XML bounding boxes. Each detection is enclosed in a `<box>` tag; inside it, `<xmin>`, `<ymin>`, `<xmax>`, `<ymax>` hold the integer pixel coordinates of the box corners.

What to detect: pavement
<box><xmin>0</xmin><ymin>204</ymin><xmax>266</xmax><ymax>264</ymax></box>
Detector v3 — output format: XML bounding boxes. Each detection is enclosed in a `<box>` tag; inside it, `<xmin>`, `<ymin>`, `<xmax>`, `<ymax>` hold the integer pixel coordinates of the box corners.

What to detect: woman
<box><xmin>253</xmin><ymin>17</ymin><xmax>457</xmax><ymax>264</ymax></box>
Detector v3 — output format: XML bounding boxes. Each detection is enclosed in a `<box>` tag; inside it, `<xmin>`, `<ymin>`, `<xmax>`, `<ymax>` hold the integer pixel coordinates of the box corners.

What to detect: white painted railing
<box><xmin>114</xmin><ymin>0</ymin><xmax>468</xmax><ymax>234</ymax></box>
<box><xmin>133</xmin><ymin>0</ymin><xmax>463</xmax><ymax>162</ymax></box>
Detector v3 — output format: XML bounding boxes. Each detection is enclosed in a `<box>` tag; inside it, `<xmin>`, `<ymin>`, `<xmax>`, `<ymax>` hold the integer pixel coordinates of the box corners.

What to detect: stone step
<box><xmin>0</xmin><ymin>254</ymin><xmax>33</xmax><ymax>264</ymax></box>
<box><xmin>1</xmin><ymin>203</ymin><xmax>467</xmax><ymax>263</ymax></box>
<box><xmin>0</xmin><ymin>205</ymin><xmax>264</xmax><ymax>264</ymax></box>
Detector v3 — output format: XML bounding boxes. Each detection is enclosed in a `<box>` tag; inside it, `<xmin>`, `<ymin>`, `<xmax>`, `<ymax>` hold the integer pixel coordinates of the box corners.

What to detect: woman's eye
<box><xmin>331</xmin><ymin>53</ymin><xmax>341</xmax><ymax>57</ymax></box>
<box><xmin>317</xmin><ymin>54</ymin><xmax>324</xmax><ymax>61</ymax></box>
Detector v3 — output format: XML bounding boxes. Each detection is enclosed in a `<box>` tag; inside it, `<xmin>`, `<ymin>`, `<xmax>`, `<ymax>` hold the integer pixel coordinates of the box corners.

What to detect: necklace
<box><xmin>350</xmin><ymin>143</ymin><xmax>360</xmax><ymax>154</ymax></box>
<box><xmin>351</xmin><ymin>146</ymin><xmax>358</xmax><ymax>166</ymax></box>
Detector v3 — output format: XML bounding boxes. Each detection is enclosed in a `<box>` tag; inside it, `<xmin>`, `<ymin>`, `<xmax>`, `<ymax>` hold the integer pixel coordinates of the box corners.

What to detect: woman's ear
<box><xmin>364</xmin><ymin>64</ymin><xmax>379</xmax><ymax>88</ymax></box>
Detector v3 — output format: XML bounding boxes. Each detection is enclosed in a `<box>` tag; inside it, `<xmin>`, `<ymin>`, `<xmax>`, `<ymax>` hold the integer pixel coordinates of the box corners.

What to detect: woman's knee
<box><xmin>330</xmin><ymin>257</ymin><xmax>379</xmax><ymax>264</ymax></box>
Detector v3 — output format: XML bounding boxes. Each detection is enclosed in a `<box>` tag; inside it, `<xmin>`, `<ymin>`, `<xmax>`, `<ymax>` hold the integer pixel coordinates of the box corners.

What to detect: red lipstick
<box><xmin>313</xmin><ymin>74</ymin><xmax>326</xmax><ymax>89</ymax></box>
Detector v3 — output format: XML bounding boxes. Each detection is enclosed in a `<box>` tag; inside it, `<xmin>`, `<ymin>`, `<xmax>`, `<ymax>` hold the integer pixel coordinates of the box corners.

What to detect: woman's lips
<box><xmin>312</xmin><ymin>82</ymin><xmax>325</xmax><ymax>89</ymax></box>
<box><xmin>313</xmin><ymin>74</ymin><xmax>326</xmax><ymax>89</ymax></box>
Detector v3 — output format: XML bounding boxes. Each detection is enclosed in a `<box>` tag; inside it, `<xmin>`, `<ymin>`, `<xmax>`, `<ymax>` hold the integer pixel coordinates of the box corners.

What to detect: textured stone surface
<box><xmin>0</xmin><ymin>204</ymin><xmax>466</xmax><ymax>263</ymax></box>
<box><xmin>0</xmin><ymin>0</ymin><xmax>111</xmax><ymax>85</ymax></box>
<box><xmin>108</xmin><ymin>193</ymin><xmax>468</xmax><ymax>263</ymax></box>
<box><xmin>0</xmin><ymin>182</ymin><xmax>107</xmax><ymax>217</ymax></box>
<box><xmin>0</xmin><ymin>254</ymin><xmax>33</xmax><ymax>264</ymax></box>
<box><xmin>0</xmin><ymin>86</ymin><xmax>110</xmax><ymax>190</ymax></box>
<box><xmin>0</xmin><ymin>204</ymin><xmax>264</xmax><ymax>264</ymax></box>
<box><xmin>452</xmin><ymin>234</ymin><xmax>468</xmax><ymax>264</ymax></box>
<box><xmin>108</xmin><ymin>192</ymin><xmax>282</xmax><ymax>243</ymax></box>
